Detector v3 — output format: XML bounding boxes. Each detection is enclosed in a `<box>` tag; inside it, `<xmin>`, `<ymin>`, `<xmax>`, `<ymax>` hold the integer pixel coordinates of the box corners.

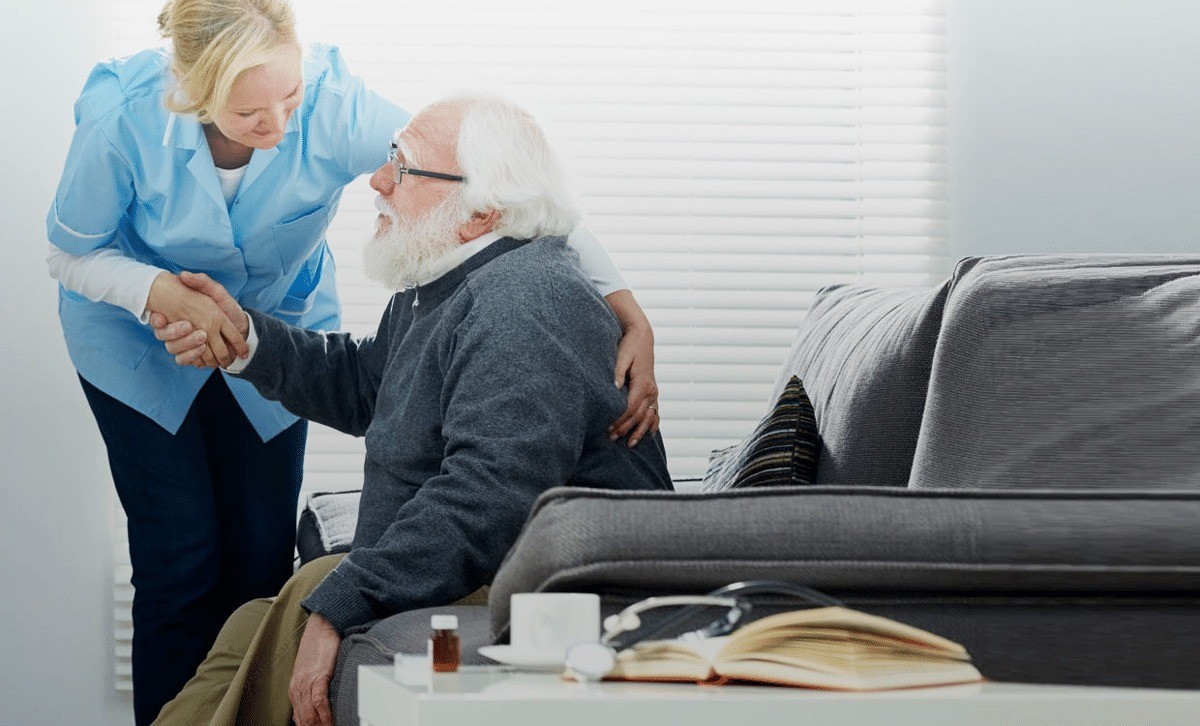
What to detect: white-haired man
<box><xmin>150</xmin><ymin>95</ymin><xmax>673</xmax><ymax>726</ymax></box>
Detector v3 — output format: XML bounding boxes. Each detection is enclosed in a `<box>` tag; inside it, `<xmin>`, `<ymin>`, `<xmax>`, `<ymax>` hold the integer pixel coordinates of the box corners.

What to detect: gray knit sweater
<box><xmin>235</xmin><ymin>236</ymin><xmax>672</xmax><ymax>633</ymax></box>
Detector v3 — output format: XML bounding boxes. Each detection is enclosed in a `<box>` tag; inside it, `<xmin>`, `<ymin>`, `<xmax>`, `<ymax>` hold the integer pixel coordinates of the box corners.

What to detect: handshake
<box><xmin>146</xmin><ymin>270</ymin><xmax>250</xmax><ymax>369</ymax></box>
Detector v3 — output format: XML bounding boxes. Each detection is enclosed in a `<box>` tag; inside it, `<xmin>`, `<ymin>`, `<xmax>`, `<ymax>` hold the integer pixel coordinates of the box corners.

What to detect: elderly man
<box><xmin>150</xmin><ymin>94</ymin><xmax>673</xmax><ymax>726</ymax></box>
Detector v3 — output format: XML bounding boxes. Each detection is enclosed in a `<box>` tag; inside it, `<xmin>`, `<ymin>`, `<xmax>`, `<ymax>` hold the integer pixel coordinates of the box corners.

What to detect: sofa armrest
<box><xmin>297</xmin><ymin>490</ymin><xmax>362</xmax><ymax>565</ymax></box>
<box><xmin>489</xmin><ymin>485</ymin><xmax>1200</xmax><ymax>638</ymax></box>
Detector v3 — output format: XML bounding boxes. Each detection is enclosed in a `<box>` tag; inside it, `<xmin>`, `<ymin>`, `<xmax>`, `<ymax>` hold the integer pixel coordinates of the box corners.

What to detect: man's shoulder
<box><xmin>459</xmin><ymin>237</ymin><xmax>613</xmax><ymax>330</ymax></box>
<box><xmin>470</xmin><ymin>236</ymin><xmax>587</xmax><ymax>291</ymax></box>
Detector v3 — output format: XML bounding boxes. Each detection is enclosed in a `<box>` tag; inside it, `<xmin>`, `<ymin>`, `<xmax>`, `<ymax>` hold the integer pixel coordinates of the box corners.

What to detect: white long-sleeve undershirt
<box><xmin>46</xmin><ymin>208</ymin><xmax>625</xmax><ymax>323</ymax></box>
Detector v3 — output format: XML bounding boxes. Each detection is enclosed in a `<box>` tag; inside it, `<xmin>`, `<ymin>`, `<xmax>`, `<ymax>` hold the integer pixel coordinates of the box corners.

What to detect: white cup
<box><xmin>509</xmin><ymin>593</ymin><xmax>600</xmax><ymax>657</ymax></box>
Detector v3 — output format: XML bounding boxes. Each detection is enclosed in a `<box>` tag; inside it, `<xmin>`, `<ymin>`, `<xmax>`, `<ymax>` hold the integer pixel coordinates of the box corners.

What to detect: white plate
<box><xmin>478</xmin><ymin>645</ymin><xmax>565</xmax><ymax>671</ymax></box>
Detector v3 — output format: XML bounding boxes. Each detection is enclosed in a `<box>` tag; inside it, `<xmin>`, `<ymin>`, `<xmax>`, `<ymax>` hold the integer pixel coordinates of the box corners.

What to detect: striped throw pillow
<box><xmin>702</xmin><ymin>376</ymin><xmax>819</xmax><ymax>491</ymax></box>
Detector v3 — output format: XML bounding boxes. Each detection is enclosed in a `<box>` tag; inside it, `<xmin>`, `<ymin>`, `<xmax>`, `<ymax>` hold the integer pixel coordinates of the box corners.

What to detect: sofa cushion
<box><xmin>703</xmin><ymin>376</ymin><xmax>818</xmax><ymax>491</ymax></box>
<box><xmin>489</xmin><ymin>485</ymin><xmax>1200</xmax><ymax>640</ymax></box>
<box><xmin>769</xmin><ymin>277</ymin><xmax>955</xmax><ymax>487</ymax></box>
<box><xmin>911</xmin><ymin>254</ymin><xmax>1200</xmax><ymax>489</ymax></box>
<box><xmin>296</xmin><ymin>490</ymin><xmax>361</xmax><ymax>565</ymax></box>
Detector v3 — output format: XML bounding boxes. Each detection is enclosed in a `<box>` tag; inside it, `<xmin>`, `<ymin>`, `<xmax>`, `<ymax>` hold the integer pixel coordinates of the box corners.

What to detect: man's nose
<box><xmin>370</xmin><ymin>163</ymin><xmax>394</xmax><ymax>195</ymax></box>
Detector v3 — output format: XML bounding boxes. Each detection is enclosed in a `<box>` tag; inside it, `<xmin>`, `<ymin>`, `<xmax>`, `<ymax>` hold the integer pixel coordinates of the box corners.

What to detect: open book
<box><xmin>604</xmin><ymin>606</ymin><xmax>982</xmax><ymax>691</ymax></box>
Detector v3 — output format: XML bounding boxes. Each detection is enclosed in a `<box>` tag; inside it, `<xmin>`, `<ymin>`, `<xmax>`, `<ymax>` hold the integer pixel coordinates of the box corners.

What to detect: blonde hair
<box><xmin>157</xmin><ymin>0</ymin><xmax>298</xmax><ymax>122</ymax></box>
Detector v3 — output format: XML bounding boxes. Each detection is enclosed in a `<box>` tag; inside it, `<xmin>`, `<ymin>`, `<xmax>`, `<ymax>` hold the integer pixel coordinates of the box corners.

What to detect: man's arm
<box><xmin>236</xmin><ymin>307</ymin><xmax>393</xmax><ymax>437</ymax></box>
<box><xmin>155</xmin><ymin>272</ymin><xmax>395</xmax><ymax>437</ymax></box>
<box><xmin>301</xmin><ymin>284</ymin><xmax>617</xmax><ymax>632</ymax></box>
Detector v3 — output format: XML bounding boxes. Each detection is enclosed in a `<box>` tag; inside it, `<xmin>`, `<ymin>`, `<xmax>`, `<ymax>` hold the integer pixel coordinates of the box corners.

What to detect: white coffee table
<box><xmin>357</xmin><ymin>665</ymin><xmax>1200</xmax><ymax>726</ymax></box>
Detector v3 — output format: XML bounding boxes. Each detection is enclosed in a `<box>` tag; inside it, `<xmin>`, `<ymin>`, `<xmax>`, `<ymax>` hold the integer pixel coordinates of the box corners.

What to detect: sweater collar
<box><xmin>408</xmin><ymin>235</ymin><xmax>536</xmax><ymax>310</ymax></box>
<box><xmin>415</xmin><ymin>231</ymin><xmax>503</xmax><ymax>286</ymax></box>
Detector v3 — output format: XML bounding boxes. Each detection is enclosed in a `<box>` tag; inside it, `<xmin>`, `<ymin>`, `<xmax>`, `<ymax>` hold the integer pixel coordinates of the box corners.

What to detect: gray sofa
<box><xmin>304</xmin><ymin>255</ymin><xmax>1200</xmax><ymax>724</ymax></box>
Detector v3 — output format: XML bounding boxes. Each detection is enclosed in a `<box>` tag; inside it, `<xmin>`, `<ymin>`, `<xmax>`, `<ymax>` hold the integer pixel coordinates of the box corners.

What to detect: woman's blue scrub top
<box><xmin>47</xmin><ymin>44</ymin><xmax>407</xmax><ymax>441</ymax></box>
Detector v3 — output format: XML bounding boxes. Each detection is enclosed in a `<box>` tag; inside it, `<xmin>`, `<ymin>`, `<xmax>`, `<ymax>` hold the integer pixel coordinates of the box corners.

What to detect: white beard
<box><xmin>363</xmin><ymin>193</ymin><xmax>472</xmax><ymax>291</ymax></box>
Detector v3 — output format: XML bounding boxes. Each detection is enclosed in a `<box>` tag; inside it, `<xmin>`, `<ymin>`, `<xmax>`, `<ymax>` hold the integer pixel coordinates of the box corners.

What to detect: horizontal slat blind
<box><xmin>298</xmin><ymin>0</ymin><xmax>948</xmax><ymax>476</ymax></box>
<box><xmin>106</xmin><ymin>0</ymin><xmax>947</xmax><ymax>691</ymax></box>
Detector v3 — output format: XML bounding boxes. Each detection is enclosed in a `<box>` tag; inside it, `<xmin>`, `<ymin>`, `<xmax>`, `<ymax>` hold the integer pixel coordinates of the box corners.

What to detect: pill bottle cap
<box><xmin>431</xmin><ymin>614</ymin><xmax>458</xmax><ymax>630</ymax></box>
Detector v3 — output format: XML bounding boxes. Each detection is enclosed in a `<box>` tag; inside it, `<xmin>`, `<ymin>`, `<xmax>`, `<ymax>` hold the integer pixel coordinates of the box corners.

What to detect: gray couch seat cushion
<box><xmin>912</xmin><ymin>254</ymin><xmax>1200</xmax><ymax>489</ymax></box>
<box><xmin>489</xmin><ymin>485</ymin><xmax>1200</xmax><ymax>639</ymax></box>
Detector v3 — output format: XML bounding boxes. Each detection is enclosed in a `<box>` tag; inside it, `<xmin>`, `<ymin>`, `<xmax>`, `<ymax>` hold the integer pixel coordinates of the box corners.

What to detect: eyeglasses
<box><xmin>389</xmin><ymin>128</ymin><xmax>466</xmax><ymax>185</ymax></box>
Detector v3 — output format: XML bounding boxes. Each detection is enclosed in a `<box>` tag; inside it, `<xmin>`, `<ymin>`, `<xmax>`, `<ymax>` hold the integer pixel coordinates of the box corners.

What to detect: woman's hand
<box><xmin>605</xmin><ymin>290</ymin><xmax>660</xmax><ymax>447</ymax></box>
<box><xmin>146</xmin><ymin>271</ymin><xmax>248</xmax><ymax>367</ymax></box>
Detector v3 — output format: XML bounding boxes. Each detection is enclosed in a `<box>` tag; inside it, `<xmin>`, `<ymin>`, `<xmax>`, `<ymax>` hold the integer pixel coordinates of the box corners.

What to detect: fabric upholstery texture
<box><xmin>491</xmin><ymin>486</ymin><xmax>1200</xmax><ymax>633</ymax></box>
<box><xmin>703</xmin><ymin>376</ymin><xmax>819</xmax><ymax>491</ymax></box>
<box><xmin>770</xmin><ymin>278</ymin><xmax>956</xmax><ymax>487</ymax></box>
<box><xmin>330</xmin><ymin>604</ymin><xmax>491</xmax><ymax>726</ymax></box>
<box><xmin>911</xmin><ymin>254</ymin><xmax>1200</xmax><ymax>489</ymax></box>
<box><xmin>487</xmin><ymin>485</ymin><xmax>1200</xmax><ymax>687</ymax></box>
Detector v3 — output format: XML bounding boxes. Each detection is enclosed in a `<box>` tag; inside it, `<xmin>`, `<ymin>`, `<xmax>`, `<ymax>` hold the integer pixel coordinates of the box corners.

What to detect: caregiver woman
<box><xmin>45</xmin><ymin>1</ymin><xmax>659</xmax><ymax>722</ymax></box>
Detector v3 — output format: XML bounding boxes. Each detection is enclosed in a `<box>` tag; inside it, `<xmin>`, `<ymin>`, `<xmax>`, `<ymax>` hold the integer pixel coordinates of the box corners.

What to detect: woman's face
<box><xmin>211</xmin><ymin>44</ymin><xmax>304</xmax><ymax>150</ymax></box>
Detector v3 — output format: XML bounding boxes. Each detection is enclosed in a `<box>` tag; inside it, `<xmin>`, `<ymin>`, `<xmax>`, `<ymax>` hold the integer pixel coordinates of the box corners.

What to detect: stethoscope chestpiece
<box><xmin>564</xmin><ymin>640</ymin><xmax>617</xmax><ymax>682</ymax></box>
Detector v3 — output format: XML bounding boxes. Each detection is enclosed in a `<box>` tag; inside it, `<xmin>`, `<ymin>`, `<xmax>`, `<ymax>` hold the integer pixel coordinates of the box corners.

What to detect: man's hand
<box><xmin>148</xmin><ymin>272</ymin><xmax>249</xmax><ymax>368</ymax></box>
<box><xmin>289</xmin><ymin>612</ymin><xmax>341</xmax><ymax>726</ymax></box>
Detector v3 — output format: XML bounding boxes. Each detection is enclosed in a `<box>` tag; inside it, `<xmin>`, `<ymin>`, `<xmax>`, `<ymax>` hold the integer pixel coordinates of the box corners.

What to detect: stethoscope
<box><xmin>563</xmin><ymin>580</ymin><xmax>842</xmax><ymax>681</ymax></box>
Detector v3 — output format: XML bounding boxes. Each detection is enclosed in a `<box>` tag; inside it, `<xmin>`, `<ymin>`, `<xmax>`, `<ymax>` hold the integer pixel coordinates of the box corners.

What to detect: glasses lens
<box><xmin>391</xmin><ymin>129</ymin><xmax>404</xmax><ymax>184</ymax></box>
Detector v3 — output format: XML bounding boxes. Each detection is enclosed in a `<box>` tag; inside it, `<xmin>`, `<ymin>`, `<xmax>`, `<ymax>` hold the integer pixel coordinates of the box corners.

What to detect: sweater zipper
<box><xmin>413</xmin><ymin>287</ymin><xmax>420</xmax><ymax>308</ymax></box>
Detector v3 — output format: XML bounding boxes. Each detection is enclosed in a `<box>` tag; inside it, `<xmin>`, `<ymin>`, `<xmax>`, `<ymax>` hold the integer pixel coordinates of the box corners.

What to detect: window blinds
<box><xmin>107</xmin><ymin>0</ymin><xmax>947</xmax><ymax>691</ymax></box>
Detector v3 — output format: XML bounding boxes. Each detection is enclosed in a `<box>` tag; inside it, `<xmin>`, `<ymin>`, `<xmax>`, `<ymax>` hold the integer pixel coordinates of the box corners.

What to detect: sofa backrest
<box><xmin>911</xmin><ymin>254</ymin><xmax>1200</xmax><ymax>490</ymax></box>
<box><xmin>768</xmin><ymin>277</ymin><xmax>955</xmax><ymax>487</ymax></box>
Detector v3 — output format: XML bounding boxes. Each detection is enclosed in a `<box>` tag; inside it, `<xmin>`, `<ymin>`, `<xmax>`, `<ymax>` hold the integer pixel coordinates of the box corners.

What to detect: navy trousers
<box><xmin>80</xmin><ymin>373</ymin><xmax>306</xmax><ymax>726</ymax></box>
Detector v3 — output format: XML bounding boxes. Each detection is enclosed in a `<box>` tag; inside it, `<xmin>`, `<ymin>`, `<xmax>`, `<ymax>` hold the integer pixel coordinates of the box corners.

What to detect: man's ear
<box><xmin>457</xmin><ymin>209</ymin><xmax>501</xmax><ymax>243</ymax></box>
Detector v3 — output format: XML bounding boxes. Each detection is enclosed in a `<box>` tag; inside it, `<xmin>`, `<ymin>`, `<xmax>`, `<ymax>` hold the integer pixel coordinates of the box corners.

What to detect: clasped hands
<box><xmin>146</xmin><ymin>271</ymin><xmax>248</xmax><ymax>368</ymax></box>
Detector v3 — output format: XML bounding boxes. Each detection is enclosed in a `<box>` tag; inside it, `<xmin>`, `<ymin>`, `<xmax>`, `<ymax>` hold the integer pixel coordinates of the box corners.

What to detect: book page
<box><xmin>609</xmin><ymin>637</ymin><xmax>725</xmax><ymax>682</ymax></box>
<box><xmin>608</xmin><ymin>607</ymin><xmax>981</xmax><ymax>690</ymax></box>
<box><xmin>726</xmin><ymin>608</ymin><xmax>968</xmax><ymax>658</ymax></box>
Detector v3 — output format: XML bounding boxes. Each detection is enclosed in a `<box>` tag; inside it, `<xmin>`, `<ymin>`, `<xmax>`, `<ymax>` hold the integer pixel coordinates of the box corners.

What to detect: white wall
<box><xmin>0</xmin><ymin>1</ymin><xmax>135</xmax><ymax>724</ymax></box>
<box><xmin>948</xmin><ymin>0</ymin><xmax>1200</xmax><ymax>257</ymax></box>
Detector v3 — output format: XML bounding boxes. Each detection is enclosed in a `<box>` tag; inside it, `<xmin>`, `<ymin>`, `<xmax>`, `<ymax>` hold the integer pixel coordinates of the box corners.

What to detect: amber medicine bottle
<box><xmin>430</xmin><ymin>614</ymin><xmax>460</xmax><ymax>672</ymax></box>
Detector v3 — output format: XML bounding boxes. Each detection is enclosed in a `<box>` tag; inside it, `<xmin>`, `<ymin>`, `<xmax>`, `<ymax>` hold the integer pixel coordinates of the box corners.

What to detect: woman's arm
<box><xmin>316</xmin><ymin>46</ymin><xmax>411</xmax><ymax>179</ymax></box>
<box><xmin>565</xmin><ymin>226</ymin><xmax>661</xmax><ymax>447</ymax></box>
<box><xmin>47</xmin><ymin>245</ymin><xmax>247</xmax><ymax>367</ymax></box>
<box><xmin>604</xmin><ymin>289</ymin><xmax>660</xmax><ymax>447</ymax></box>
<box><xmin>46</xmin><ymin>244</ymin><xmax>162</xmax><ymax>321</ymax></box>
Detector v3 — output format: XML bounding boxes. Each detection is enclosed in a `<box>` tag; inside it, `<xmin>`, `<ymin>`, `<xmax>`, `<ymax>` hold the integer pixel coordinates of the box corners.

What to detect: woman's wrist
<box><xmin>145</xmin><ymin>271</ymin><xmax>176</xmax><ymax>315</ymax></box>
<box><xmin>604</xmin><ymin>289</ymin><xmax>652</xmax><ymax>334</ymax></box>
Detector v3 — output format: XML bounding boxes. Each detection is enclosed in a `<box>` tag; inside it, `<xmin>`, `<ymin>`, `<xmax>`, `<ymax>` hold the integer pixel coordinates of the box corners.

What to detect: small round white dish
<box><xmin>477</xmin><ymin>645</ymin><xmax>565</xmax><ymax>671</ymax></box>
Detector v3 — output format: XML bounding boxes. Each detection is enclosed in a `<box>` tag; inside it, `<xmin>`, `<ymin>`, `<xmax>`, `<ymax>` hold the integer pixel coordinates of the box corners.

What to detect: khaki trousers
<box><xmin>153</xmin><ymin>554</ymin><xmax>346</xmax><ymax>726</ymax></box>
<box><xmin>153</xmin><ymin>554</ymin><xmax>490</xmax><ymax>726</ymax></box>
